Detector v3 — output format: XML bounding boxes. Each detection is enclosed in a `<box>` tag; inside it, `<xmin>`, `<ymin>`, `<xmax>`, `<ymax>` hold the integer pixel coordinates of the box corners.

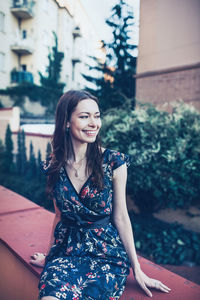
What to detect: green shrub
<box><xmin>101</xmin><ymin>101</ymin><xmax>200</xmax><ymax>212</ymax></box>
<box><xmin>129</xmin><ymin>212</ymin><xmax>200</xmax><ymax>265</ymax></box>
<box><xmin>0</xmin><ymin>172</ymin><xmax>53</xmax><ymax>211</ymax></box>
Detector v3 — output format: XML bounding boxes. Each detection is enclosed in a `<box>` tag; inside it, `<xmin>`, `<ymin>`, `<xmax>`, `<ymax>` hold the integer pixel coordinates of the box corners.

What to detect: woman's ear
<box><xmin>66</xmin><ymin>121</ymin><xmax>70</xmax><ymax>128</ymax></box>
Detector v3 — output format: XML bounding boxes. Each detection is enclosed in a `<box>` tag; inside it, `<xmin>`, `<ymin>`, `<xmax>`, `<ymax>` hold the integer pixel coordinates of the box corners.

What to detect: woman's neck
<box><xmin>70</xmin><ymin>140</ymin><xmax>88</xmax><ymax>163</ymax></box>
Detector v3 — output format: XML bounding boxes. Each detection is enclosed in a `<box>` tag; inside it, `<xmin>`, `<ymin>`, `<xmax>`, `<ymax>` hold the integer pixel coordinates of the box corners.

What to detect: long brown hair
<box><xmin>46</xmin><ymin>90</ymin><xmax>104</xmax><ymax>198</ymax></box>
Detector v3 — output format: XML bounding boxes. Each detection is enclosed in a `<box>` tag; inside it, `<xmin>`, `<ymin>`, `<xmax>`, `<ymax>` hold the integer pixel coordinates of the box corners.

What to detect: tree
<box><xmin>82</xmin><ymin>52</ymin><xmax>117</xmax><ymax>111</ymax></box>
<box><xmin>106</xmin><ymin>0</ymin><xmax>137</xmax><ymax>99</ymax></box>
<box><xmin>39</xmin><ymin>32</ymin><xmax>65</xmax><ymax>116</ymax></box>
<box><xmin>0</xmin><ymin>139</ymin><xmax>5</xmax><ymax>172</ymax></box>
<box><xmin>83</xmin><ymin>0</ymin><xmax>137</xmax><ymax>110</ymax></box>
<box><xmin>3</xmin><ymin>124</ymin><xmax>14</xmax><ymax>173</ymax></box>
<box><xmin>37</xmin><ymin>149</ymin><xmax>42</xmax><ymax>178</ymax></box>
<box><xmin>38</xmin><ymin>149</ymin><xmax>42</xmax><ymax>164</ymax></box>
<box><xmin>16</xmin><ymin>130</ymin><xmax>27</xmax><ymax>175</ymax></box>
<box><xmin>26</xmin><ymin>141</ymin><xmax>37</xmax><ymax>179</ymax></box>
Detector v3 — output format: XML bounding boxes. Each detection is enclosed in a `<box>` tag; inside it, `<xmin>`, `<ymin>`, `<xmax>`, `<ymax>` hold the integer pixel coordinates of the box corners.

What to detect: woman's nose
<box><xmin>88</xmin><ymin>117</ymin><xmax>97</xmax><ymax>127</ymax></box>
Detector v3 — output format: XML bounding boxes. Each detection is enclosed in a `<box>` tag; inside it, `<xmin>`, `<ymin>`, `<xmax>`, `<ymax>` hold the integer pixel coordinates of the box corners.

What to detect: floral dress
<box><xmin>38</xmin><ymin>149</ymin><xmax>131</xmax><ymax>300</ymax></box>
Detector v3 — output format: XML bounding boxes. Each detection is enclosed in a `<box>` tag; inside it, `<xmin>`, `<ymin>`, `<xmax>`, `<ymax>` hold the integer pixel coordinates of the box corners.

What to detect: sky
<box><xmin>80</xmin><ymin>0</ymin><xmax>140</xmax><ymax>47</ymax></box>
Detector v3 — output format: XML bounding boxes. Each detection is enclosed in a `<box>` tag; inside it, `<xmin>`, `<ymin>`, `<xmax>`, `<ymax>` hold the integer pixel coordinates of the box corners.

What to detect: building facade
<box><xmin>136</xmin><ymin>0</ymin><xmax>200</xmax><ymax>111</ymax></box>
<box><xmin>0</xmin><ymin>0</ymin><xmax>101</xmax><ymax>92</ymax></box>
<box><xmin>0</xmin><ymin>0</ymin><xmax>104</xmax><ymax>159</ymax></box>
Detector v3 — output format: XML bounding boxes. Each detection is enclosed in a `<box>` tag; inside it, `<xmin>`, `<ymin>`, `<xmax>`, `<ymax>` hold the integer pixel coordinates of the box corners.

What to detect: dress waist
<box><xmin>61</xmin><ymin>214</ymin><xmax>111</xmax><ymax>229</ymax></box>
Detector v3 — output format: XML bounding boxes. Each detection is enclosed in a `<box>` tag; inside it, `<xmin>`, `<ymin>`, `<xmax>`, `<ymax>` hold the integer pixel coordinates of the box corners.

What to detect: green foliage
<box><xmin>105</xmin><ymin>0</ymin><xmax>137</xmax><ymax>100</ymax></box>
<box><xmin>83</xmin><ymin>0</ymin><xmax>137</xmax><ymax>110</ymax></box>
<box><xmin>38</xmin><ymin>32</ymin><xmax>65</xmax><ymax>116</ymax></box>
<box><xmin>26</xmin><ymin>141</ymin><xmax>37</xmax><ymax>179</ymax></box>
<box><xmin>2</xmin><ymin>124</ymin><xmax>14</xmax><ymax>173</ymax></box>
<box><xmin>0</xmin><ymin>139</ymin><xmax>5</xmax><ymax>171</ymax></box>
<box><xmin>37</xmin><ymin>149</ymin><xmax>42</xmax><ymax>178</ymax></box>
<box><xmin>101</xmin><ymin>101</ymin><xmax>200</xmax><ymax>212</ymax></box>
<box><xmin>16</xmin><ymin>130</ymin><xmax>27</xmax><ymax>176</ymax></box>
<box><xmin>0</xmin><ymin>171</ymin><xmax>53</xmax><ymax>211</ymax></box>
<box><xmin>0</xmin><ymin>83</ymin><xmax>41</xmax><ymax>107</ymax></box>
<box><xmin>0</xmin><ymin>131</ymin><xmax>53</xmax><ymax>211</ymax></box>
<box><xmin>39</xmin><ymin>32</ymin><xmax>64</xmax><ymax>85</ymax></box>
<box><xmin>130</xmin><ymin>212</ymin><xmax>200</xmax><ymax>265</ymax></box>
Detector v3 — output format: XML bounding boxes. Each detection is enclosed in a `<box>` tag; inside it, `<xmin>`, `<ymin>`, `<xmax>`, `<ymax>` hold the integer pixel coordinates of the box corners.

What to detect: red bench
<box><xmin>0</xmin><ymin>185</ymin><xmax>200</xmax><ymax>300</ymax></box>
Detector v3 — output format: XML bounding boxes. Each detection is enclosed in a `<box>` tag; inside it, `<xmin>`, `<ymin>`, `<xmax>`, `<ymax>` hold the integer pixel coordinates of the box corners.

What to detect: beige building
<box><xmin>0</xmin><ymin>0</ymin><xmax>104</xmax><ymax>159</ymax></box>
<box><xmin>136</xmin><ymin>0</ymin><xmax>200</xmax><ymax>110</ymax></box>
<box><xmin>0</xmin><ymin>107</ymin><xmax>51</xmax><ymax>161</ymax></box>
<box><xmin>0</xmin><ymin>0</ymin><xmax>101</xmax><ymax>93</ymax></box>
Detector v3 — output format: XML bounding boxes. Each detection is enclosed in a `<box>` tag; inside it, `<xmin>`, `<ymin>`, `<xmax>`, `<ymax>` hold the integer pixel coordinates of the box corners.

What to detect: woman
<box><xmin>30</xmin><ymin>90</ymin><xmax>171</xmax><ymax>299</ymax></box>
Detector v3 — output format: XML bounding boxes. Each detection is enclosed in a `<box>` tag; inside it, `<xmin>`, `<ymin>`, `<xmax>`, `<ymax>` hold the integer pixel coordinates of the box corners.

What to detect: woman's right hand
<box><xmin>29</xmin><ymin>252</ymin><xmax>46</xmax><ymax>268</ymax></box>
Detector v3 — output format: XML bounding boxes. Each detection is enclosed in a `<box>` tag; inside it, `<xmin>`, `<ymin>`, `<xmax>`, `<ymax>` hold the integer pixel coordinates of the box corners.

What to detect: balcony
<box><xmin>72</xmin><ymin>56</ymin><xmax>81</xmax><ymax>64</ymax></box>
<box><xmin>10</xmin><ymin>0</ymin><xmax>34</xmax><ymax>19</ymax></box>
<box><xmin>72</xmin><ymin>26</ymin><xmax>82</xmax><ymax>39</ymax></box>
<box><xmin>0</xmin><ymin>185</ymin><xmax>200</xmax><ymax>300</ymax></box>
<box><xmin>11</xmin><ymin>70</ymin><xmax>34</xmax><ymax>84</ymax></box>
<box><xmin>11</xmin><ymin>37</ymin><xmax>34</xmax><ymax>55</ymax></box>
<box><xmin>72</xmin><ymin>47</ymin><xmax>82</xmax><ymax>64</ymax></box>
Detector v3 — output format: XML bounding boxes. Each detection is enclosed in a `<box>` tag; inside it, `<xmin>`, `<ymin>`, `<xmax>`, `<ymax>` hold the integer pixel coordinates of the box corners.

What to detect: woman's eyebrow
<box><xmin>78</xmin><ymin>111</ymin><xmax>100</xmax><ymax>115</ymax></box>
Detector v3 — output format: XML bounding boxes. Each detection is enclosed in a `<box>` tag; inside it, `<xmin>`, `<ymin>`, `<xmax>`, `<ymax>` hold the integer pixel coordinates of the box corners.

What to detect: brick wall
<box><xmin>135</xmin><ymin>63</ymin><xmax>200</xmax><ymax>111</ymax></box>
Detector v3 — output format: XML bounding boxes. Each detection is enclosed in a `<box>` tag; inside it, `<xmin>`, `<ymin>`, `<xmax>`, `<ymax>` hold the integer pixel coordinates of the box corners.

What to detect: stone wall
<box><xmin>135</xmin><ymin>63</ymin><xmax>200</xmax><ymax>111</ymax></box>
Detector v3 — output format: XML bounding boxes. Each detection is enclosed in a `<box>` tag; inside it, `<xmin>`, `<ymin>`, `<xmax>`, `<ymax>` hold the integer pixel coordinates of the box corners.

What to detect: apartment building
<box><xmin>136</xmin><ymin>0</ymin><xmax>200</xmax><ymax>111</ymax></box>
<box><xmin>0</xmin><ymin>0</ymin><xmax>101</xmax><ymax>92</ymax></box>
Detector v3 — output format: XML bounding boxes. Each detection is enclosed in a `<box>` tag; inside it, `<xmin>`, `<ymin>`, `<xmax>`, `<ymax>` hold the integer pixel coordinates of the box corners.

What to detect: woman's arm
<box><xmin>112</xmin><ymin>163</ymin><xmax>171</xmax><ymax>297</ymax></box>
<box><xmin>46</xmin><ymin>198</ymin><xmax>61</xmax><ymax>256</ymax></box>
<box><xmin>30</xmin><ymin>198</ymin><xmax>61</xmax><ymax>267</ymax></box>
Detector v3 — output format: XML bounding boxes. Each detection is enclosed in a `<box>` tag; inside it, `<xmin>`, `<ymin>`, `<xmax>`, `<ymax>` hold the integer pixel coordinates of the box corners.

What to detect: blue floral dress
<box><xmin>38</xmin><ymin>149</ymin><xmax>131</xmax><ymax>300</ymax></box>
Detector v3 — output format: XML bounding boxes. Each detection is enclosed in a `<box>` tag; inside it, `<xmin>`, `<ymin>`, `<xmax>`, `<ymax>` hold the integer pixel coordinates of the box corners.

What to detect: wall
<box><xmin>0</xmin><ymin>107</ymin><xmax>51</xmax><ymax>161</ymax></box>
<box><xmin>136</xmin><ymin>0</ymin><xmax>200</xmax><ymax>109</ymax></box>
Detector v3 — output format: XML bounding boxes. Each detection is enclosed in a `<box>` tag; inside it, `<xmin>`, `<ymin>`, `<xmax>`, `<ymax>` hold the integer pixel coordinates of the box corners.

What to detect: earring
<box><xmin>66</xmin><ymin>127</ymin><xmax>70</xmax><ymax>134</ymax></box>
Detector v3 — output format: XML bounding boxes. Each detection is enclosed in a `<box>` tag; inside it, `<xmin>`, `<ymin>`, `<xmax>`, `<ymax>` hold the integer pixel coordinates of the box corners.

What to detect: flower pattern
<box><xmin>38</xmin><ymin>149</ymin><xmax>131</xmax><ymax>300</ymax></box>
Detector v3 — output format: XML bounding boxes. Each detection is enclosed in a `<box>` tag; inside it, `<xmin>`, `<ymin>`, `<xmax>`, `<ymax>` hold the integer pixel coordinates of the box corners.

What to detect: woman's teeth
<box><xmin>84</xmin><ymin>130</ymin><xmax>96</xmax><ymax>135</ymax></box>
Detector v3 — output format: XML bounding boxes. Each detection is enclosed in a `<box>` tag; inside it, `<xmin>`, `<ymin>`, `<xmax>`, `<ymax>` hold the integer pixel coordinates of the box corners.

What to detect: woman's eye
<box><xmin>79</xmin><ymin>116</ymin><xmax>88</xmax><ymax>119</ymax></box>
<box><xmin>96</xmin><ymin>115</ymin><xmax>101</xmax><ymax>118</ymax></box>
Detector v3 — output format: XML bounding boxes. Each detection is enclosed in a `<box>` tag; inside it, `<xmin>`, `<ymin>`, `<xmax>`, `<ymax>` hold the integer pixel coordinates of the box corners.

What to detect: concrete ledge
<box><xmin>0</xmin><ymin>185</ymin><xmax>200</xmax><ymax>300</ymax></box>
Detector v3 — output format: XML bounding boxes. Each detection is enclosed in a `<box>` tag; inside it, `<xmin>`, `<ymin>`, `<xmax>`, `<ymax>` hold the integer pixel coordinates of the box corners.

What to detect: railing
<box><xmin>11</xmin><ymin>0</ymin><xmax>34</xmax><ymax>19</ymax></box>
<box><xmin>11</xmin><ymin>71</ymin><xmax>34</xmax><ymax>84</ymax></box>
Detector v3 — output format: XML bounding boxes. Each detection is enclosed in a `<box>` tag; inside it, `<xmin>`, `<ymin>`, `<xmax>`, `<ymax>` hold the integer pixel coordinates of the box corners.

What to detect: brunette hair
<box><xmin>46</xmin><ymin>90</ymin><xmax>104</xmax><ymax>198</ymax></box>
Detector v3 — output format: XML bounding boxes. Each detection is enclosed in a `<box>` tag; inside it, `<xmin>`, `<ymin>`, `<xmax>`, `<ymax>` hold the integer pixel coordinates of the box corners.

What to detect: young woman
<box><xmin>30</xmin><ymin>90</ymin><xmax>171</xmax><ymax>299</ymax></box>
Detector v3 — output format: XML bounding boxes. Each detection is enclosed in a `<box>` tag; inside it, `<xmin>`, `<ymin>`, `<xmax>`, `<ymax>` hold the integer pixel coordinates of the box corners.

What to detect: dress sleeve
<box><xmin>110</xmin><ymin>150</ymin><xmax>131</xmax><ymax>171</ymax></box>
<box><xmin>40</xmin><ymin>156</ymin><xmax>52</xmax><ymax>176</ymax></box>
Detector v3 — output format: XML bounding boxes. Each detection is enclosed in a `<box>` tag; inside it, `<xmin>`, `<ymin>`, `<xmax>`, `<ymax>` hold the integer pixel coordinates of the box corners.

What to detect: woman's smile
<box><xmin>82</xmin><ymin>129</ymin><xmax>98</xmax><ymax>137</ymax></box>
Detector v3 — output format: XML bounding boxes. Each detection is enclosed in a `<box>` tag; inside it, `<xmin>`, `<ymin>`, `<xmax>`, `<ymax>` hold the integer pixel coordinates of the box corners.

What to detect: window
<box><xmin>0</xmin><ymin>52</ymin><xmax>5</xmax><ymax>72</ymax></box>
<box><xmin>0</xmin><ymin>11</ymin><xmax>5</xmax><ymax>32</ymax></box>
<box><xmin>22</xmin><ymin>30</ymin><xmax>27</xmax><ymax>39</ymax></box>
<box><xmin>21</xmin><ymin>64</ymin><xmax>27</xmax><ymax>71</ymax></box>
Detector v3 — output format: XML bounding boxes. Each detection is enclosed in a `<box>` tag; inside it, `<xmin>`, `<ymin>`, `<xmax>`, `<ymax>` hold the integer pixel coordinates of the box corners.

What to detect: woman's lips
<box><xmin>83</xmin><ymin>130</ymin><xmax>97</xmax><ymax>136</ymax></box>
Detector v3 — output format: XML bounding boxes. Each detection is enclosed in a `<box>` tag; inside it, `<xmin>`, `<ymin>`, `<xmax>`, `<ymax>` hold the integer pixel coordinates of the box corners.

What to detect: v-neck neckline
<box><xmin>63</xmin><ymin>148</ymin><xmax>108</xmax><ymax>197</ymax></box>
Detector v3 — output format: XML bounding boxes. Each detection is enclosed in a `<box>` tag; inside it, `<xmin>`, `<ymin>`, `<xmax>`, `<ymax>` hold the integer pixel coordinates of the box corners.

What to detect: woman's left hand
<box><xmin>134</xmin><ymin>267</ymin><xmax>171</xmax><ymax>297</ymax></box>
<box><xmin>29</xmin><ymin>252</ymin><xmax>46</xmax><ymax>268</ymax></box>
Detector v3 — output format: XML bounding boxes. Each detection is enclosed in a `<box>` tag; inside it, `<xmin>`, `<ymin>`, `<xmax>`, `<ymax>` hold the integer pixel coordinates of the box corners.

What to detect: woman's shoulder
<box><xmin>103</xmin><ymin>148</ymin><xmax>131</xmax><ymax>170</ymax></box>
<box><xmin>40</xmin><ymin>154</ymin><xmax>53</xmax><ymax>175</ymax></box>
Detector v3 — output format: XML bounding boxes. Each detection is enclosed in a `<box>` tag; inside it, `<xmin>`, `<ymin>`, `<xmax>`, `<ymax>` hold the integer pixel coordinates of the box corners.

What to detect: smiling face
<box><xmin>67</xmin><ymin>99</ymin><xmax>101</xmax><ymax>144</ymax></box>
